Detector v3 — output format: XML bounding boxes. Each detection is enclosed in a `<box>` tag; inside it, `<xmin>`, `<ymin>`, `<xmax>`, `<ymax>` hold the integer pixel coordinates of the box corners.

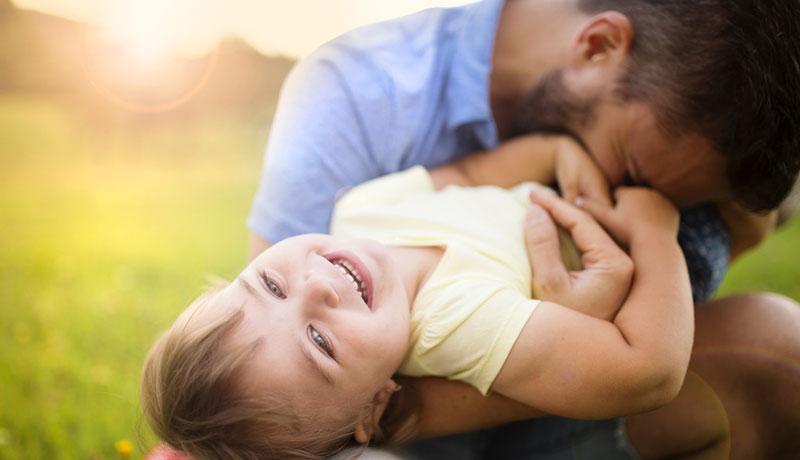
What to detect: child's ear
<box><xmin>353</xmin><ymin>379</ymin><xmax>400</xmax><ymax>444</ymax></box>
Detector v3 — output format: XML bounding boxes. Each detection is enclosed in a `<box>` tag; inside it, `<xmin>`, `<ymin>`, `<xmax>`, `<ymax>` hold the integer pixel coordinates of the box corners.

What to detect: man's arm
<box><xmin>402</xmin><ymin>377</ymin><xmax>546</xmax><ymax>440</ymax></box>
<box><xmin>248</xmin><ymin>233</ymin><xmax>273</xmax><ymax>262</ymax></box>
<box><xmin>247</xmin><ymin>44</ymin><xmax>396</xmax><ymax>248</ymax></box>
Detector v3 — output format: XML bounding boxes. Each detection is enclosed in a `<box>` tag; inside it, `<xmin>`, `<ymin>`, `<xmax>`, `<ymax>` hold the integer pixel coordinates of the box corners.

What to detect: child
<box><xmin>141</xmin><ymin>136</ymin><xmax>693</xmax><ymax>460</ymax></box>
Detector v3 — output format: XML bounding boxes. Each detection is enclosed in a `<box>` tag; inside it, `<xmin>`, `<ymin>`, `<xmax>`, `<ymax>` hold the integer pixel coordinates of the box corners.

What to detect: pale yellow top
<box><xmin>330</xmin><ymin>166</ymin><xmax>550</xmax><ymax>394</ymax></box>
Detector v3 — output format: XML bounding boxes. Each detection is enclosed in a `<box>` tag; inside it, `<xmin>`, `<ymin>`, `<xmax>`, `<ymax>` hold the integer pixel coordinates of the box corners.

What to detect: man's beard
<box><xmin>510</xmin><ymin>69</ymin><xmax>600</xmax><ymax>143</ymax></box>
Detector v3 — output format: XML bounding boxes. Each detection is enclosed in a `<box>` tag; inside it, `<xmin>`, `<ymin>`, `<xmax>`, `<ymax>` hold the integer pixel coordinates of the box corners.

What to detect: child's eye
<box><xmin>260</xmin><ymin>273</ymin><xmax>286</xmax><ymax>299</ymax></box>
<box><xmin>309</xmin><ymin>327</ymin><xmax>334</xmax><ymax>358</ymax></box>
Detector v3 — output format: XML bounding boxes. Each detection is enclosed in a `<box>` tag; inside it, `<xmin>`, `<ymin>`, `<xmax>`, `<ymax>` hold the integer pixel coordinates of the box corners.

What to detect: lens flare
<box><xmin>80</xmin><ymin>31</ymin><xmax>219</xmax><ymax>113</ymax></box>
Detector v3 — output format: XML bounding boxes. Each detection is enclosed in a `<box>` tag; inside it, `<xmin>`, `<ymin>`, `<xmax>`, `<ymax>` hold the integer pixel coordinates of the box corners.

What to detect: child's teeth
<box><xmin>331</xmin><ymin>258</ymin><xmax>367</xmax><ymax>302</ymax></box>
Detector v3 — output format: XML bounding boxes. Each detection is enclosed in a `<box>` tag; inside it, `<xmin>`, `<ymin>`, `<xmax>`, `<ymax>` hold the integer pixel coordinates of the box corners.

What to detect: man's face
<box><xmin>513</xmin><ymin>71</ymin><xmax>732</xmax><ymax>206</ymax></box>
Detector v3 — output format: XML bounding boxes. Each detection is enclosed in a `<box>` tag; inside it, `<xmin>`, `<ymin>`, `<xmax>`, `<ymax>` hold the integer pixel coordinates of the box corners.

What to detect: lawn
<box><xmin>0</xmin><ymin>94</ymin><xmax>263</xmax><ymax>459</ymax></box>
<box><xmin>0</xmin><ymin>94</ymin><xmax>798</xmax><ymax>459</ymax></box>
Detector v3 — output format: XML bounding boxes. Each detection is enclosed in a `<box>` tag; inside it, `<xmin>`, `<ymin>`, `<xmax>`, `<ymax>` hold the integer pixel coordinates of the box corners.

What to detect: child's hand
<box><xmin>580</xmin><ymin>187</ymin><xmax>680</xmax><ymax>249</ymax></box>
<box><xmin>553</xmin><ymin>137</ymin><xmax>612</xmax><ymax>209</ymax></box>
<box><xmin>525</xmin><ymin>189</ymin><xmax>633</xmax><ymax>321</ymax></box>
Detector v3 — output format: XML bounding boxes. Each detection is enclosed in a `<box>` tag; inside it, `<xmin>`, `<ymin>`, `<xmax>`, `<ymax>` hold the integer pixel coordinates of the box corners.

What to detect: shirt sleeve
<box><xmin>246</xmin><ymin>47</ymin><xmax>395</xmax><ymax>243</ymax></box>
<box><xmin>403</xmin><ymin>282</ymin><xmax>539</xmax><ymax>396</ymax></box>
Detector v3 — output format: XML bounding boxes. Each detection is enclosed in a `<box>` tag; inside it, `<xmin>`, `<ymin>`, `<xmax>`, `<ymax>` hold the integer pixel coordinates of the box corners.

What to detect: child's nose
<box><xmin>303</xmin><ymin>271</ymin><xmax>341</xmax><ymax>309</ymax></box>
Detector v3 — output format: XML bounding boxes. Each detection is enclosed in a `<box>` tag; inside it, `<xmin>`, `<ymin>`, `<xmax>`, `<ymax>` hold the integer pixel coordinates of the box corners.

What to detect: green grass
<box><xmin>718</xmin><ymin>217</ymin><xmax>800</xmax><ymax>299</ymax></box>
<box><xmin>0</xmin><ymin>94</ymin><xmax>263</xmax><ymax>459</ymax></box>
<box><xmin>0</xmin><ymin>94</ymin><xmax>798</xmax><ymax>459</ymax></box>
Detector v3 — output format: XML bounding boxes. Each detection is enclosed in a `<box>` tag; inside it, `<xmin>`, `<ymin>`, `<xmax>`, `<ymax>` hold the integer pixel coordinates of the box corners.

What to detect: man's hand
<box><xmin>524</xmin><ymin>188</ymin><xmax>632</xmax><ymax>320</ymax></box>
<box><xmin>496</xmin><ymin>187</ymin><xmax>693</xmax><ymax>419</ymax></box>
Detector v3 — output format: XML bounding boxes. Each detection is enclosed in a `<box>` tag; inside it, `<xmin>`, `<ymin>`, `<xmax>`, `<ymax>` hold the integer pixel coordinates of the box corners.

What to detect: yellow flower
<box><xmin>115</xmin><ymin>439</ymin><xmax>133</xmax><ymax>458</ymax></box>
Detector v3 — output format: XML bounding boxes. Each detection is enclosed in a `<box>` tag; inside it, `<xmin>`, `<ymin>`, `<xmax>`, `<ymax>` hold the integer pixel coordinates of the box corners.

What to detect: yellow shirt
<box><xmin>331</xmin><ymin>166</ymin><xmax>563</xmax><ymax>394</ymax></box>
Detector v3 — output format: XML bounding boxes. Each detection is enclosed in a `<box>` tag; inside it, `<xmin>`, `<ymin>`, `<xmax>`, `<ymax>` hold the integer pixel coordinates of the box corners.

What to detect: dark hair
<box><xmin>577</xmin><ymin>0</ymin><xmax>800</xmax><ymax>211</ymax></box>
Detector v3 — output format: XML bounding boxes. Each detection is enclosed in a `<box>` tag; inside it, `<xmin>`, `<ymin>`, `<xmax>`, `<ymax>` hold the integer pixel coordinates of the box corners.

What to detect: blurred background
<box><xmin>0</xmin><ymin>0</ymin><xmax>797</xmax><ymax>458</ymax></box>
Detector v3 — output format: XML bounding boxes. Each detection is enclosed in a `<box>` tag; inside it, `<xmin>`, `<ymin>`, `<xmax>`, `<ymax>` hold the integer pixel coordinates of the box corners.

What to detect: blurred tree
<box><xmin>0</xmin><ymin>1</ymin><xmax>295</xmax><ymax>124</ymax></box>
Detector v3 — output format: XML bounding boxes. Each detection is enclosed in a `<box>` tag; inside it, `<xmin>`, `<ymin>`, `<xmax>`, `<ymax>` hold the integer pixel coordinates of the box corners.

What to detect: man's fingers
<box><xmin>529</xmin><ymin>189</ymin><xmax>621</xmax><ymax>261</ymax></box>
<box><xmin>529</xmin><ymin>188</ymin><xmax>599</xmax><ymax>235</ymax></box>
<box><xmin>524</xmin><ymin>203</ymin><xmax>569</xmax><ymax>296</ymax></box>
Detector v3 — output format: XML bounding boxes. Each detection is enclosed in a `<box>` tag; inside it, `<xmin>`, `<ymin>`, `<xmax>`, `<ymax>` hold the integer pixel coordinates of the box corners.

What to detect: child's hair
<box><xmin>140</xmin><ymin>284</ymin><xmax>419</xmax><ymax>460</ymax></box>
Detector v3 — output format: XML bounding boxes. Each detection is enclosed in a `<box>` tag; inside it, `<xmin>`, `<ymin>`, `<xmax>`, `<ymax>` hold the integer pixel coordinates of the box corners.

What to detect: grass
<box><xmin>0</xmin><ymin>94</ymin><xmax>263</xmax><ymax>459</ymax></box>
<box><xmin>0</xmin><ymin>93</ymin><xmax>798</xmax><ymax>459</ymax></box>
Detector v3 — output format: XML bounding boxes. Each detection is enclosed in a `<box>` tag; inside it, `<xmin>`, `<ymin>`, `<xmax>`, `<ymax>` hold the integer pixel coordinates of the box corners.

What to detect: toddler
<box><xmin>141</xmin><ymin>137</ymin><xmax>693</xmax><ymax>460</ymax></box>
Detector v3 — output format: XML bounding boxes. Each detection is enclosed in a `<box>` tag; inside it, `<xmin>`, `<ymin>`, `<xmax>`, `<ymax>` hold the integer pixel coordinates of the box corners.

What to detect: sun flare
<box><xmin>78</xmin><ymin>0</ymin><xmax>220</xmax><ymax>112</ymax></box>
<box><xmin>99</xmin><ymin>0</ymin><xmax>189</xmax><ymax>69</ymax></box>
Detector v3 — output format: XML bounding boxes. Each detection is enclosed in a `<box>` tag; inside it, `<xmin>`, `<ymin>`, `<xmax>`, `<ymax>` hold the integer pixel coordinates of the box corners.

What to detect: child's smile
<box><xmin>217</xmin><ymin>234</ymin><xmax>414</xmax><ymax>422</ymax></box>
<box><xmin>325</xmin><ymin>251</ymin><xmax>373</xmax><ymax>308</ymax></box>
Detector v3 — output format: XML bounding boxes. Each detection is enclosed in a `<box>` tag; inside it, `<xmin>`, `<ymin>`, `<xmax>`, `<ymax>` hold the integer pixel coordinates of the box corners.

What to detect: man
<box><xmin>248</xmin><ymin>0</ymin><xmax>800</xmax><ymax>458</ymax></box>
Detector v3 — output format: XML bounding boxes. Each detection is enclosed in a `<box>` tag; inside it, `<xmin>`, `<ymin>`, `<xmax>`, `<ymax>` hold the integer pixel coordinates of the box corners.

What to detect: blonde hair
<box><xmin>140</xmin><ymin>286</ymin><xmax>367</xmax><ymax>460</ymax></box>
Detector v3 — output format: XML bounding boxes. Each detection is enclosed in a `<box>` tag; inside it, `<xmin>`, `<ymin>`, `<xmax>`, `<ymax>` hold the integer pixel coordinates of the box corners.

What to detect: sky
<box><xmin>12</xmin><ymin>0</ymin><xmax>475</xmax><ymax>59</ymax></box>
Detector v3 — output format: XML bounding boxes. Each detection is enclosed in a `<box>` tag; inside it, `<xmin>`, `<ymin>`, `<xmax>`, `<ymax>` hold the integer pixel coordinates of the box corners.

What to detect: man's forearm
<box><xmin>403</xmin><ymin>376</ymin><xmax>546</xmax><ymax>440</ymax></box>
<box><xmin>247</xmin><ymin>232</ymin><xmax>273</xmax><ymax>262</ymax></box>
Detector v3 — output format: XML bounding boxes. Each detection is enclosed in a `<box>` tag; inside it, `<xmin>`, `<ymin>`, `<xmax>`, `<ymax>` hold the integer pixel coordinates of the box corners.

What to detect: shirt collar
<box><xmin>445</xmin><ymin>0</ymin><xmax>505</xmax><ymax>148</ymax></box>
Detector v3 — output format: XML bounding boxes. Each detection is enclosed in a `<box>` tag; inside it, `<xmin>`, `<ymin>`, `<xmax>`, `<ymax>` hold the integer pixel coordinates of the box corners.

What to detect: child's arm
<box><xmin>492</xmin><ymin>188</ymin><xmax>693</xmax><ymax>419</ymax></box>
<box><xmin>429</xmin><ymin>134</ymin><xmax>612</xmax><ymax>206</ymax></box>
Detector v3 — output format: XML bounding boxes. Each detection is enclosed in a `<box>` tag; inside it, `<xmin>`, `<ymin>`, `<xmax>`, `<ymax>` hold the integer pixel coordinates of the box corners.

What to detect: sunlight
<box><xmin>14</xmin><ymin>0</ymin><xmax>474</xmax><ymax>59</ymax></box>
<box><xmin>99</xmin><ymin>0</ymin><xmax>184</xmax><ymax>70</ymax></box>
<box><xmin>76</xmin><ymin>0</ymin><xmax>220</xmax><ymax>112</ymax></box>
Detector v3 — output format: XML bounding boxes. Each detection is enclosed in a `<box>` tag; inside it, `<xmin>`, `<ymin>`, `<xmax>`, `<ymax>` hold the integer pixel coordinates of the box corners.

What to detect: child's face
<box><xmin>221</xmin><ymin>234</ymin><xmax>411</xmax><ymax>422</ymax></box>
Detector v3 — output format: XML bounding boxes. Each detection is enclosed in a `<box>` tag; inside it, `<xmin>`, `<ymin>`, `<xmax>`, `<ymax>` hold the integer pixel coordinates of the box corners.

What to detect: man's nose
<box><xmin>302</xmin><ymin>271</ymin><xmax>340</xmax><ymax>309</ymax></box>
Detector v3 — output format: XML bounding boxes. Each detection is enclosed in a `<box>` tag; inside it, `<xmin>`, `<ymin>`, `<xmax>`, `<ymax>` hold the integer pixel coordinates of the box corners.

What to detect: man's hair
<box><xmin>577</xmin><ymin>0</ymin><xmax>800</xmax><ymax>211</ymax></box>
<box><xmin>140</xmin><ymin>286</ymin><xmax>419</xmax><ymax>460</ymax></box>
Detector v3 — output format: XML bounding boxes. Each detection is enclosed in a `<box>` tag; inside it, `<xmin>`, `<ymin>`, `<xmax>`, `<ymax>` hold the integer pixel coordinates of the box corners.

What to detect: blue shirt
<box><xmin>247</xmin><ymin>0</ymin><xmax>505</xmax><ymax>241</ymax></box>
<box><xmin>247</xmin><ymin>0</ymin><xmax>729</xmax><ymax>302</ymax></box>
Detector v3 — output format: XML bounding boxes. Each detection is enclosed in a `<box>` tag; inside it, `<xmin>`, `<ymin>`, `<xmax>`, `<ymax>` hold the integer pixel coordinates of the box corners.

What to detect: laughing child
<box><xmin>140</xmin><ymin>135</ymin><xmax>693</xmax><ymax>460</ymax></box>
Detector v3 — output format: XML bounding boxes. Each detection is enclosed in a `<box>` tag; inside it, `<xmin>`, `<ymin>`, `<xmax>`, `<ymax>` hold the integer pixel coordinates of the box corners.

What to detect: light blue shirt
<box><xmin>247</xmin><ymin>0</ymin><xmax>728</xmax><ymax>302</ymax></box>
<box><xmin>247</xmin><ymin>0</ymin><xmax>505</xmax><ymax>242</ymax></box>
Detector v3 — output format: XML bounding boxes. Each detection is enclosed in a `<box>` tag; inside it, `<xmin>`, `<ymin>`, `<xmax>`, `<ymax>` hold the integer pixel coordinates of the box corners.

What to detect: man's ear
<box><xmin>568</xmin><ymin>12</ymin><xmax>632</xmax><ymax>84</ymax></box>
<box><xmin>353</xmin><ymin>379</ymin><xmax>400</xmax><ymax>444</ymax></box>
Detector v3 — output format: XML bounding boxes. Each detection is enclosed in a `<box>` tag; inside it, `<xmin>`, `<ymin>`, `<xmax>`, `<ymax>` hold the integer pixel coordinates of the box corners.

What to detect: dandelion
<box><xmin>115</xmin><ymin>439</ymin><xmax>133</xmax><ymax>458</ymax></box>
